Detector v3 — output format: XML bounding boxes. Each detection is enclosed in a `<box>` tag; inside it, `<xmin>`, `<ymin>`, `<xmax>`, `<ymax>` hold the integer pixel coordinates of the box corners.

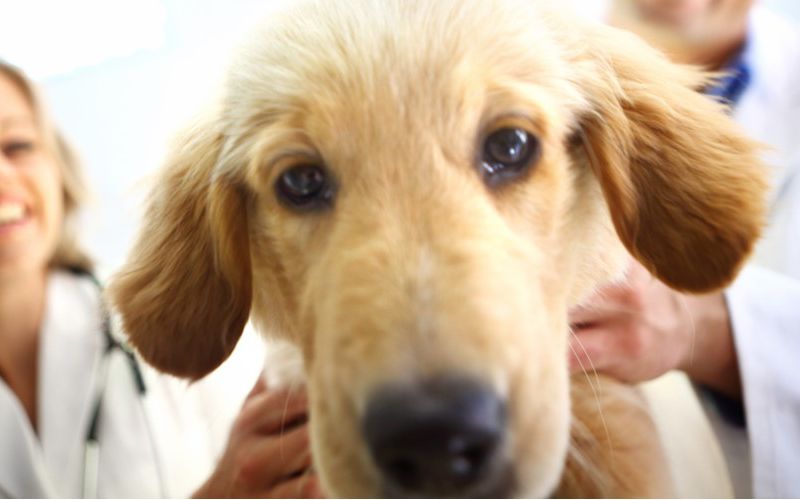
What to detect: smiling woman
<box><xmin>0</xmin><ymin>62</ymin><xmax>91</xmax><ymax>431</ymax></box>
<box><xmin>0</xmin><ymin>60</ymin><xmax>315</xmax><ymax>499</ymax></box>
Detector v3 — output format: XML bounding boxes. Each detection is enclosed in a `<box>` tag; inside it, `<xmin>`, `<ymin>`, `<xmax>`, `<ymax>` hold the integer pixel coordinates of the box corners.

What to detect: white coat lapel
<box><xmin>38</xmin><ymin>271</ymin><xmax>104</xmax><ymax>497</ymax></box>
<box><xmin>0</xmin><ymin>381</ymin><xmax>55</xmax><ymax>498</ymax></box>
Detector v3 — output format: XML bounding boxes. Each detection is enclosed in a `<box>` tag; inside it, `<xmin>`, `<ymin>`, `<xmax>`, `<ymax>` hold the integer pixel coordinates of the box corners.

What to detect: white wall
<box><xmin>565</xmin><ymin>0</ymin><xmax>800</xmax><ymax>21</ymax></box>
<box><xmin>754</xmin><ymin>0</ymin><xmax>800</xmax><ymax>18</ymax></box>
<box><xmin>2</xmin><ymin>0</ymin><xmax>798</xmax><ymax>274</ymax></box>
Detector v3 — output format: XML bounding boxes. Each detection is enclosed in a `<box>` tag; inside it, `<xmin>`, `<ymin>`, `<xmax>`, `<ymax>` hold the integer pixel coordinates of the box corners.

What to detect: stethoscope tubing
<box><xmin>71</xmin><ymin>268</ymin><xmax>165</xmax><ymax>498</ymax></box>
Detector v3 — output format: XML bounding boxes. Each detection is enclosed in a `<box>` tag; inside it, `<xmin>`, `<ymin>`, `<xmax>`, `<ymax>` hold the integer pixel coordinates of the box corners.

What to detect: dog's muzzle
<box><xmin>362</xmin><ymin>375</ymin><xmax>511</xmax><ymax>498</ymax></box>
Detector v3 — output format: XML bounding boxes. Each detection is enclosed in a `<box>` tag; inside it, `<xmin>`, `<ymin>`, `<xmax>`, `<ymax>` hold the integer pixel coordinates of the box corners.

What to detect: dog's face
<box><xmin>110</xmin><ymin>0</ymin><xmax>765</xmax><ymax>497</ymax></box>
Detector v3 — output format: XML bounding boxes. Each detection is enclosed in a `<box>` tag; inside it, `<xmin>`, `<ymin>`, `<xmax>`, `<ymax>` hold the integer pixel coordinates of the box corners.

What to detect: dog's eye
<box><xmin>481</xmin><ymin>128</ymin><xmax>540</xmax><ymax>187</ymax></box>
<box><xmin>275</xmin><ymin>164</ymin><xmax>335</xmax><ymax>211</ymax></box>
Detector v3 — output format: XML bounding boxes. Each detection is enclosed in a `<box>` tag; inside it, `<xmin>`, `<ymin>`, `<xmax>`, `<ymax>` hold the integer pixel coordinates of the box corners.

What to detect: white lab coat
<box><xmin>722</xmin><ymin>6</ymin><xmax>800</xmax><ymax>498</ymax></box>
<box><xmin>0</xmin><ymin>270</ymin><xmax>264</xmax><ymax>498</ymax></box>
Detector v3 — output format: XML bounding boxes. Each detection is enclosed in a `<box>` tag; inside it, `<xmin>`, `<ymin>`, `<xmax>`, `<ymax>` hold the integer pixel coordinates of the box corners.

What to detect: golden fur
<box><xmin>109</xmin><ymin>0</ymin><xmax>766</xmax><ymax>497</ymax></box>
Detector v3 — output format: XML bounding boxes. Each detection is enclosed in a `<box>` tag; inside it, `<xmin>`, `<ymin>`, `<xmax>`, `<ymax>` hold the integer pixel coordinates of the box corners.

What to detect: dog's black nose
<box><xmin>363</xmin><ymin>376</ymin><xmax>508</xmax><ymax>497</ymax></box>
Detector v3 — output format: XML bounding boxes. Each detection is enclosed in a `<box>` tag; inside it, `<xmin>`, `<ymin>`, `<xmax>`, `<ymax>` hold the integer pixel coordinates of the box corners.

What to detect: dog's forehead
<box><xmin>223</xmin><ymin>0</ymin><xmax>582</xmax><ymax>142</ymax></box>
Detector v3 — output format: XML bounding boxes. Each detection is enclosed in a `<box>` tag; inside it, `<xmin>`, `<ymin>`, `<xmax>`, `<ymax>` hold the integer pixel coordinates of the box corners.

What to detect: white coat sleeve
<box><xmin>726</xmin><ymin>265</ymin><xmax>800</xmax><ymax>498</ymax></box>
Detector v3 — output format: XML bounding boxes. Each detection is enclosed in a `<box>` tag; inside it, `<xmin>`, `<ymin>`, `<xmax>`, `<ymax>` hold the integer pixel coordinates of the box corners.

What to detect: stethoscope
<box><xmin>69</xmin><ymin>267</ymin><xmax>166</xmax><ymax>498</ymax></box>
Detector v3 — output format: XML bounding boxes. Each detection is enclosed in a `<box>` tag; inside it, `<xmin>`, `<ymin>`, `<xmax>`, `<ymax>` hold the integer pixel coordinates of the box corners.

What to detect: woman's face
<box><xmin>0</xmin><ymin>74</ymin><xmax>63</xmax><ymax>276</ymax></box>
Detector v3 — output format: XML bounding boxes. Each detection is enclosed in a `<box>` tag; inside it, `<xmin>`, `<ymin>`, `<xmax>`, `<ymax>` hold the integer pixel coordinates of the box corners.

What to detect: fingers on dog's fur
<box><xmin>108</xmin><ymin>117</ymin><xmax>252</xmax><ymax>380</ymax></box>
<box><xmin>576</xmin><ymin>26</ymin><xmax>767</xmax><ymax>293</ymax></box>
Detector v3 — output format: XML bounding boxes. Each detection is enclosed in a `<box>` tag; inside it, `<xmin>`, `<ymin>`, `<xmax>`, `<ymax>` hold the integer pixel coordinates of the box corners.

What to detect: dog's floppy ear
<box><xmin>108</xmin><ymin>116</ymin><xmax>252</xmax><ymax>380</ymax></box>
<box><xmin>576</xmin><ymin>25</ymin><xmax>767</xmax><ymax>292</ymax></box>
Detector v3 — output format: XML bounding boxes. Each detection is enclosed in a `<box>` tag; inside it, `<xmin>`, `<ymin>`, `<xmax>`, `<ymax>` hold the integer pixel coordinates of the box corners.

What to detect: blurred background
<box><xmin>2</xmin><ymin>0</ymin><xmax>799</xmax><ymax>274</ymax></box>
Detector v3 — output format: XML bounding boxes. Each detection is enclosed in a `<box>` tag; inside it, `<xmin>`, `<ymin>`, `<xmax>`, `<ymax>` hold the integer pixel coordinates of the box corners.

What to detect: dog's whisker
<box><xmin>567</xmin><ymin>330</ymin><xmax>600</xmax><ymax>393</ymax></box>
<box><xmin>566</xmin><ymin>334</ymin><xmax>607</xmax><ymax>439</ymax></box>
<box><xmin>279</xmin><ymin>392</ymin><xmax>292</xmax><ymax>439</ymax></box>
<box><xmin>568</xmin><ymin>333</ymin><xmax>616</xmax><ymax>466</ymax></box>
<box><xmin>676</xmin><ymin>294</ymin><xmax>697</xmax><ymax>370</ymax></box>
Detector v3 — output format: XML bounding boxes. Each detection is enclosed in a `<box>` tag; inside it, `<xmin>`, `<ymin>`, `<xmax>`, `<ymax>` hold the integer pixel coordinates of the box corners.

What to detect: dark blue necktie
<box><xmin>705</xmin><ymin>49</ymin><xmax>752</xmax><ymax>108</ymax></box>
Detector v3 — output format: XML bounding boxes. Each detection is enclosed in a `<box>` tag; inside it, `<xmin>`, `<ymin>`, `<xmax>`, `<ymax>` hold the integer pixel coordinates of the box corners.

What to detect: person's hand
<box><xmin>568</xmin><ymin>259</ymin><xmax>741</xmax><ymax>398</ymax></box>
<box><xmin>193</xmin><ymin>377</ymin><xmax>325</xmax><ymax>498</ymax></box>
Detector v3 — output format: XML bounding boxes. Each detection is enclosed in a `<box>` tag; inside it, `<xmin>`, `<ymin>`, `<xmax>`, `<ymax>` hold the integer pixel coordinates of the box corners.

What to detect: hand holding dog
<box><xmin>193</xmin><ymin>377</ymin><xmax>325</xmax><ymax>498</ymax></box>
<box><xmin>568</xmin><ymin>260</ymin><xmax>741</xmax><ymax>398</ymax></box>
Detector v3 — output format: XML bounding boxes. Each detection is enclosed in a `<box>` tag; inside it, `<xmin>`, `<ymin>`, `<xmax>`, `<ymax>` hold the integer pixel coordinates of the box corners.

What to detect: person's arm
<box><xmin>679</xmin><ymin>292</ymin><xmax>741</xmax><ymax>398</ymax></box>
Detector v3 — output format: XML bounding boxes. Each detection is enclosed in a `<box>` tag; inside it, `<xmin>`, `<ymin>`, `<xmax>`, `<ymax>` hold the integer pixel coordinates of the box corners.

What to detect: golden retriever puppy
<box><xmin>109</xmin><ymin>0</ymin><xmax>766</xmax><ymax>497</ymax></box>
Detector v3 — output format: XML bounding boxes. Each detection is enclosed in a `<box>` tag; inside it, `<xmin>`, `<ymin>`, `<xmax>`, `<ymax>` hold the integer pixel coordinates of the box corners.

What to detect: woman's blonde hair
<box><xmin>0</xmin><ymin>60</ymin><xmax>93</xmax><ymax>272</ymax></box>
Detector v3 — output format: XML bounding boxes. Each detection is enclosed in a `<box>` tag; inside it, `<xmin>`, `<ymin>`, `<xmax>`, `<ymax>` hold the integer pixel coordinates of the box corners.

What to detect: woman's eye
<box><xmin>275</xmin><ymin>163</ymin><xmax>335</xmax><ymax>211</ymax></box>
<box><xmin>481</xmin><ymin>128</ymin><xmax>541</xmax><ymax>187</ymax></box>
<box><xmin>2</xmin><ymin>141</ymin><xmax>35</xmax><ymax>159</ymax></box>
